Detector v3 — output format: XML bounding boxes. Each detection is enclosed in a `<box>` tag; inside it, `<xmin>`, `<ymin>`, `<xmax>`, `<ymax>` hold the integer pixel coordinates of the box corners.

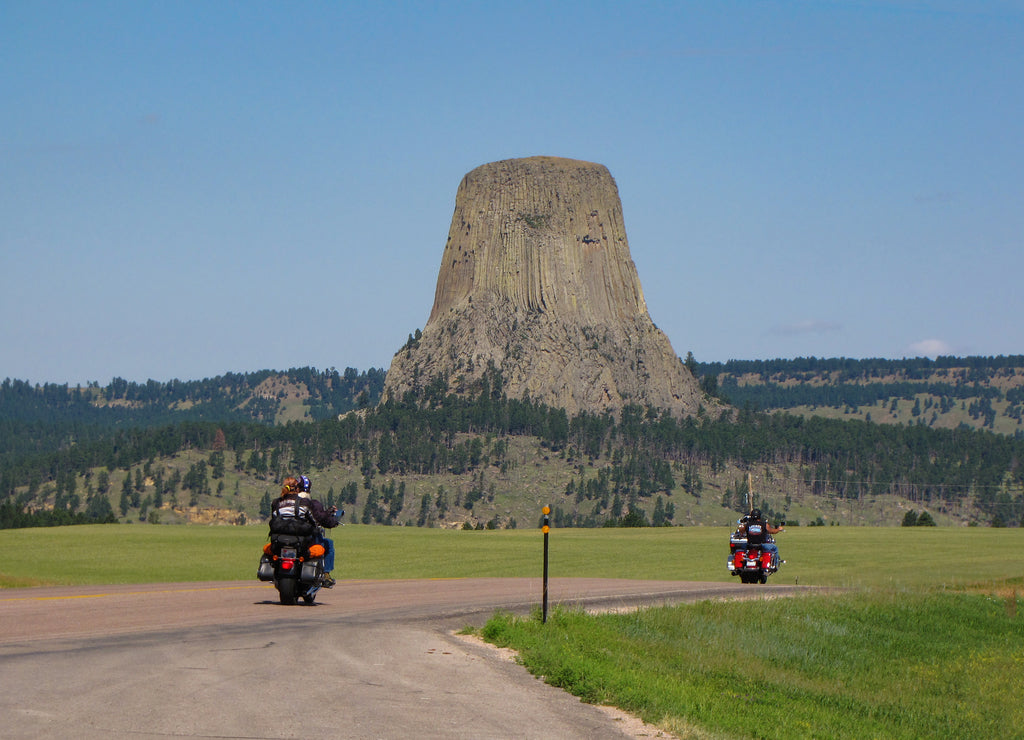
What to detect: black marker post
<box><xmin>541</xmin><ymin>505</ymin><xmax>550</xmax><ymax>623</ymax></box>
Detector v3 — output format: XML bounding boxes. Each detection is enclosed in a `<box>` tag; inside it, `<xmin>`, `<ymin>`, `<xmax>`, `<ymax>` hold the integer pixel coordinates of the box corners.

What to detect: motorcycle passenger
<box><xmin>270</xmin><ymin>476</ymin><xmax>304</xmax><ymax>516</ymax></box>
<box><xmin>743</xmin><ymin>508</ymin><xmax>784</xmax><ymax>570</ymax></box>
<box><xmin>297</xmin><ymin>475</ymin><xmax>342</xmax><ymax>588</ymax></box>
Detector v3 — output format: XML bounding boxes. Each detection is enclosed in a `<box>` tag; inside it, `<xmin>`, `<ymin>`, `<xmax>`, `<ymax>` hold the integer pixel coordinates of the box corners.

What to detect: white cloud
<box><xmin>906</xmin><ymin>339</ymin><xmax>953</xmax><ymax>358</ymax></box>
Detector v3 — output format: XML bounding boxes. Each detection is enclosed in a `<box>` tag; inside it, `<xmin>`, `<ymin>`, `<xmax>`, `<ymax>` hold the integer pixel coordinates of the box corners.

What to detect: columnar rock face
<box><xmin>382</xmin><ymin>156</ymin><xmax>707</xmax><ymax>418</ymax></box>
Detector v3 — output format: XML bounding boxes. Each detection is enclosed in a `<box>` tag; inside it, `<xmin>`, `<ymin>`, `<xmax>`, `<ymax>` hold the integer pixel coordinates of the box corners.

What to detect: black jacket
<box><xmin>306</xmin><ymin>496</ymin><xmax>340</xmax><ymax>528</ymax></box>
<box><xmin>271</xmin><ymin>493</ymin><xmax>339</xmax><ymax>529</ymax></box>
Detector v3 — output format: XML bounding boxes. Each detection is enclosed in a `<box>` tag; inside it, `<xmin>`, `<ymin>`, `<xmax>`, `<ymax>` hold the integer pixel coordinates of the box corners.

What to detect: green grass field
<box><xmin>3</xmin><ymin>523</ymin><xmax>1021</xmax><ymax>739</ymax></box>
<box><xmin>2</xmin><ymin>522</ymin><xmax>1021</xmax><ymax>589</ymax></box>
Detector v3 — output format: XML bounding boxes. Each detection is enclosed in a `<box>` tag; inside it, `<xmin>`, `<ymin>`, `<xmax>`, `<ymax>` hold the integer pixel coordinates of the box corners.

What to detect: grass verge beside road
<box><xmin>482</xmin><ymin>590</ymin><xmax>1024</xmax><ymax>739</ymax></box>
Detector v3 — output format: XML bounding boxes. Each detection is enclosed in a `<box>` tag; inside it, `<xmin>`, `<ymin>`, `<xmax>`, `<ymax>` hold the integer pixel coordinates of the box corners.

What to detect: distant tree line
<box><xmin>0</xmin><ymin>498</ymin><xmax>116</xmax><ymax>529</ymax></box>
<box><xmin>0</xmin><ymin>368</ymin><xmax>386</xmax><ymax>471</ymax></box>
<box><xmin>716</xmin><ymin>378</ymin><xmax>1004</xmax><ymax>411</ymax></box>
<box><xmin>692</xmin><ymin>355</ymin><xmax>1024</xmax><ymax>433</ymax></box>
<box><xmin>697</xmin><ymin>355</ymin><xmax>1024</xmax><ymax>380</ymax></box>
<box><xmin>4</xmin><ymin>363</ymin><xmax>1024</xmax><ymax>528</ymax></box>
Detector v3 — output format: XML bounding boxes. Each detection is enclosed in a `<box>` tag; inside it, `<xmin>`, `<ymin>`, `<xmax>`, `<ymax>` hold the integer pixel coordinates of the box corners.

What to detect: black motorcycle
<box><xmin>257</xmin><ymin>526</ymin><xmax>330</xmax><ymax>605</ymax></box>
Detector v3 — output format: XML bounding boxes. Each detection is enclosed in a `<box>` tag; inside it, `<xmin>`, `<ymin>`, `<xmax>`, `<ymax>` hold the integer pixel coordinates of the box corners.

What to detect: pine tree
<box><xmin>652</xmin><ymin>496</ymin><xmax>666</xmax><ymax>526</ymax></box>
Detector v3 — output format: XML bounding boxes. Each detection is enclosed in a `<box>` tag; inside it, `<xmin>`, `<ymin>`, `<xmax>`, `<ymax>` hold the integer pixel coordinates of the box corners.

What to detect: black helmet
<box><xmin>750</xmin><ymin>508</ymin><xmax>763</xmax><ymax>520</ymax></box>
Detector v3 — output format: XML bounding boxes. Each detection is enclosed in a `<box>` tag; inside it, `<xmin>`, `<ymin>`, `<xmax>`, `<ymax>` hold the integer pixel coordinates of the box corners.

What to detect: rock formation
<box><xmin>382</xmin><ymin>156</ymin><xmax>708</xmax><ymax>418</ymax></box>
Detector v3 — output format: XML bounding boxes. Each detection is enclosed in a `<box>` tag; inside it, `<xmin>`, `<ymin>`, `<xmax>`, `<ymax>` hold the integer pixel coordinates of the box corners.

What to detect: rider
<box><xmin>743</xmin><ymin>508</ymin><xmax>784</xmax><ymax>570</ymax></box>
<box><xmin>297</xmin><ymin>475</ymin><xmax>342</xmax><ymax>588</ymax></box>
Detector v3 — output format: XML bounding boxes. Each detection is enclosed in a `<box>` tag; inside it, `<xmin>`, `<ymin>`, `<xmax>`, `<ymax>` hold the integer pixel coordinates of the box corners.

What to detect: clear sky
<box><xmin>3</xmin><ymin>1</ymin><xmax>1022</xmax><ymax>386</ymax></box>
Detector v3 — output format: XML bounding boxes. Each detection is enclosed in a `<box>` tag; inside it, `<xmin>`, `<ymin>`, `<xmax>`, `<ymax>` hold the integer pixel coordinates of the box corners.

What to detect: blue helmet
<box><xmin>299</xmin><ymin>475</ymin><xmax>312</xmax><ymax>493</ymax></box>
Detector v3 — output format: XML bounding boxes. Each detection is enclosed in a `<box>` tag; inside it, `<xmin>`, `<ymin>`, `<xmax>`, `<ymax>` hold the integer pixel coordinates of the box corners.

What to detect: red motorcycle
<box><xmin>727</xmin><ymin>519</ymin><xmax>781</xmax><ymax>584</ymax></box>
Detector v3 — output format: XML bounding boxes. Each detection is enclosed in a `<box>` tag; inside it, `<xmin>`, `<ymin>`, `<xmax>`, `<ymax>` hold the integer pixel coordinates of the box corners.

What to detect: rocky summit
<box><xmin>382</xmin><ymin>156</ymin><xmax>707</xmax><ymax>418</ymax></box>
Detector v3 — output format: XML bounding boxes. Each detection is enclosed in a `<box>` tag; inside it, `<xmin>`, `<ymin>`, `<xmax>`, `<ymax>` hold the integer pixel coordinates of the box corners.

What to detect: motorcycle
<box><xmin>727</xmin><ymin>524</ymin><xmax>780</xmax><ymax>584</ymax></box>
<box><xmin>257</xmin><ymin>526</ymin><xmax>331</xmax><ymax>605</ymax></box>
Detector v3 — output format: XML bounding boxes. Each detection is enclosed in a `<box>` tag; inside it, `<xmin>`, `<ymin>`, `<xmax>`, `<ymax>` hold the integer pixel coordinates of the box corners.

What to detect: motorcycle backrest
<box><xmin>746</xmin><ymin>522</ymin><xmax>765</xmax><ymax>544</ymax></box>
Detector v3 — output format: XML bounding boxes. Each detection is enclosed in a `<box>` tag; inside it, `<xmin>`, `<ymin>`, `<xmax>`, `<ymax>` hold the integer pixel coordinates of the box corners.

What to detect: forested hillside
<box><xmin>3</xmin><ymin>361</ymin><xmax>1023</xmax><ymax>530</ymax></box>
<box><xmin>694</xmin><ymin>355</ymin><xmax>1024</xmax><ymax>437</ymax></box>
<box><xmin>0</xmin><ymin>367</ymin><xmax>385</xmax><ymax>466</ymax></box>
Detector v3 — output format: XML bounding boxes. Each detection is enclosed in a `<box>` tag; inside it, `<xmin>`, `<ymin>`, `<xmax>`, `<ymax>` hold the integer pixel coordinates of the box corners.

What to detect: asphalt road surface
<box><xmin>0</xmin><ymin>578</ymin><xmax>807</xmax><ymax>739</ymax></box>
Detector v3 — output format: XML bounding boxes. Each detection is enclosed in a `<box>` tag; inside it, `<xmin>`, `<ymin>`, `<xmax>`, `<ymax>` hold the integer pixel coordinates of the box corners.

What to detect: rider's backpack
<box><xmin>745</xmin><ymin>519</ymin><xmax>766</xmax><ymax>545</ymax></box>
<box><xmin>269</xmin><ymin>497</ymin><xmax>316</xmax><ymax>537</ymax></box>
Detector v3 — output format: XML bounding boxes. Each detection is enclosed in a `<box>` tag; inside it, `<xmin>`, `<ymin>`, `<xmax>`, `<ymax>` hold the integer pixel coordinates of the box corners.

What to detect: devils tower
<box><xmin>382</xmin><ymin>156</ymin><xmax>707</xmax><ymax>418</ymax></box>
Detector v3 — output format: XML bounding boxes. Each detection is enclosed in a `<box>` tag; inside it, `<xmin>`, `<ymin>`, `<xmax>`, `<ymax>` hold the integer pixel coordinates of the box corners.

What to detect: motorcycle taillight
<box><xmin>281</xmin><ymin>560</ymin><xmax>294</xmax><ymax>570</ymax></box>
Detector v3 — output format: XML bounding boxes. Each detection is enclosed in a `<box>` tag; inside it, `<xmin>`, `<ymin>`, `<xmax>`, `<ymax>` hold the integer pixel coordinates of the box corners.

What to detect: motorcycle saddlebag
<box><xmin>300</xmin><ymin>559</ymin><xmax>323</xmax><ymax>583</ymax></box>
<box><xmin>257</xmin><ymin>554</ymin><xmax>274</xmax><ymax>582</ymax></box>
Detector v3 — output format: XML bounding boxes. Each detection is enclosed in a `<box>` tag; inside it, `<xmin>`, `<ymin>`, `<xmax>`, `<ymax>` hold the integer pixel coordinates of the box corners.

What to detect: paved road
<box><xmin>0</xmin><ymin>578</ymin><xmax>806</xmax><ymax>739</ymax></box>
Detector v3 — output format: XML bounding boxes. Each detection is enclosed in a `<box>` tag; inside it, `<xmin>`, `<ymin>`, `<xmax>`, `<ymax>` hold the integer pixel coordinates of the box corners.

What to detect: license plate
<box><xmin>281</xmin><ymin>548</ymin><xmax>297</xmax><ymax>559</ymax></box>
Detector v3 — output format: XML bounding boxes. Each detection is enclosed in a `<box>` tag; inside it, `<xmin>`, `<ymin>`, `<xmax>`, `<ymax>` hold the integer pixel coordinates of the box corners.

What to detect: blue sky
<box><xmin>3</xmin><ymin>1</ymin><xmax>1022</xmax><ymax>385</ymax></box>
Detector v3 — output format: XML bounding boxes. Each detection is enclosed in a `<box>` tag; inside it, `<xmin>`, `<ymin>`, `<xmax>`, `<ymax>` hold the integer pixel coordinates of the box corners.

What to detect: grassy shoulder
<box><xmin>482</xmin><ymin>590</ymin><xmax>1023</xmax><ymax>739</ymax></box>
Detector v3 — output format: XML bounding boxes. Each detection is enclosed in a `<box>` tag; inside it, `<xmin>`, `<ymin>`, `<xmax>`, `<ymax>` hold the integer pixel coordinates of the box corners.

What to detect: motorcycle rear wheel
<box><xmin>277</xmin><ymin>578</ymin><xmax>298</xmax><ymax>605</ymax></box>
